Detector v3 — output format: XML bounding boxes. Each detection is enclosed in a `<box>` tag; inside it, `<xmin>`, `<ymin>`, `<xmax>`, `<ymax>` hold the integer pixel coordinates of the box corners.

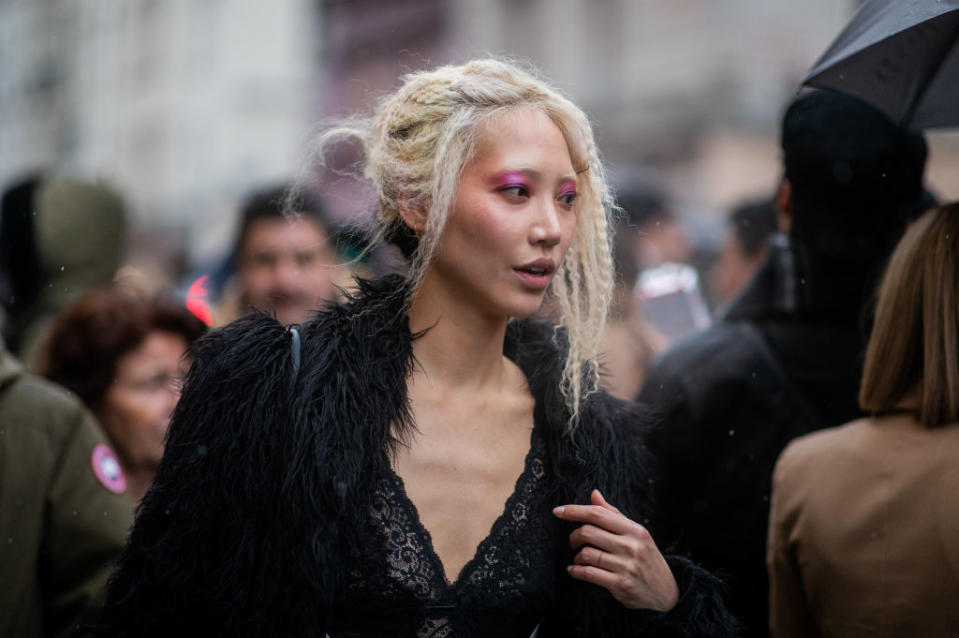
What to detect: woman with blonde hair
<box><xmin>95</xmin><ymin>59</ymin><xmax>736</xmax><ymax>637</ymax></box>
<box><xmin>768</xmin><ymin>202</ymin><xmax>959</xmax><ymax>637</ymax></box>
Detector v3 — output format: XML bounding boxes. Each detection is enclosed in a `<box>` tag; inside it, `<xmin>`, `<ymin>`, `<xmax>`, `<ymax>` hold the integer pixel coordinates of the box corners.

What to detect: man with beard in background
<box><xmin>222</xmin><ymin>184</ymin><xmax>339</xmax><ymax>325</ymax></box>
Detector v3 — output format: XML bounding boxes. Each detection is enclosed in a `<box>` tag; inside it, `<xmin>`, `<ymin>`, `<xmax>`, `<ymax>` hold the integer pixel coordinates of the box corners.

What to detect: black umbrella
<box><xmin>803</xmin><ymin>0</ymin><xmax>959</xmax><ymax>129</ymax></box>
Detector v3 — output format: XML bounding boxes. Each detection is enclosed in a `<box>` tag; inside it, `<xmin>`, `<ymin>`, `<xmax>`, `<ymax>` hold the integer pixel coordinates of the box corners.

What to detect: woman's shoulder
<box><xmin>584</xmin><ymin>387</ymin><xmax>658</xmax><ymax>432</ymax></box>
<box><xmin>774</xmin><ymin>420</ymin><xmax>866</xmax><ymax>485</ymax></box>
<box><xmin>778</xmin><ymin>415</ymin><xmax>912</xmax><ymax>473</ymax></box>
<box><xmin>505</xmin><ymin>316</ymin><xmax>658</xmax><ymax>445</ymax></box>
<box><xmin>190</xmin><ymin>312</ymin><xmax>294</xmax><ymax>385</ymax></box>
<box><xmin>772</xmin><ymin>417</ymin><xmax>921</xmax><ymax>510</ymax></box>
<box><xmin>507</xmin><ymin>317</ymin><xmax>655</xmax><ymax>415</ymax></box>
<box><xmin>303</xmin><ymin>275</ymin><xmax>410</xmax><ymax>337</ymax></box>
<box><xmin>201</xmin><ymin>275</ymin><xmax>409</xmax><ymax>357</ymax></box>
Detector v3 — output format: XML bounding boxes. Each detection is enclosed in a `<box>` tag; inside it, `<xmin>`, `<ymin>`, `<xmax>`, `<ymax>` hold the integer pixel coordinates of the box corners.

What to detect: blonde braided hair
<box><xmin>313</xmin><ymin>59</ymin><xmax>614</xmax><ymax>431</ymax></box>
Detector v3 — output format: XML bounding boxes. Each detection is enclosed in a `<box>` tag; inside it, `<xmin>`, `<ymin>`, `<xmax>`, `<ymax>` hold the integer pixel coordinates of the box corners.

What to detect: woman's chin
<box><xmin>443</xmin><ymin>280</ymin><xmax>548</xmax><ymax>321</ymax></box>
<box><xmin>501</xmin><ymin>293</ymin><xmax>550</xmax><ymax>320</ymax></box>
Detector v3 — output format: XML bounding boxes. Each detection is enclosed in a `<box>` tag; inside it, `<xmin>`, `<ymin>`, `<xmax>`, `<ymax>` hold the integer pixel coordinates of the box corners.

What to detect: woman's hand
<box><xmin>553</xmin><ymin>489</ymin><xmax>680</xmax><ymax>611</ymax></box>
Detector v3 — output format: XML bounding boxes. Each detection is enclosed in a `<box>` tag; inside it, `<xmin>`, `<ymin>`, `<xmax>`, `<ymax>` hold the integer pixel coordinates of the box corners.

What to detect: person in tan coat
<box><xmin>767</xmin><ymin>202</ymin><xmax>959</xmax><ymax>638</ymax></box>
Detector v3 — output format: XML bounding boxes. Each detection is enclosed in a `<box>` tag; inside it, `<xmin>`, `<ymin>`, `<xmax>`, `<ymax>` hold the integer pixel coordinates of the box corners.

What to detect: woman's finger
<box><xmin>573</xmin><ymin>545</ymin><xmax>627</xmax><ymax>573</ymax></box>
<box><xmin>553</xmin><ymin>503</ymin><xmax>634</xmax><ymax>536</ymax></box>
<box><xmin>568</xmin><ymin>523</ymin><xmax>622</xmax><ymax>553</ymax></box>
<box><xmin>591</xmin><ymin>489</ymin><xmax>623</xmax><ymax>515</ymax></box>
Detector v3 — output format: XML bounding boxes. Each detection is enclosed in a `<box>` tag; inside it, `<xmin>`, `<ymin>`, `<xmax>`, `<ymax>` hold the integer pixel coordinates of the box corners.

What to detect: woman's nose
<box><xmin>531</xmin><ymin>201</ymin><xmax>563</xmax><ymax>247</ymax></box>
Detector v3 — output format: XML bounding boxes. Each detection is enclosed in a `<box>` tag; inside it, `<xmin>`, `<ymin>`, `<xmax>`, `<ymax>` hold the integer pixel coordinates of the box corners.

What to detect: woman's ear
<box><xmin>398</xmin><ymin>204</ymin><xmax>427</xmax><ymax>235</ymax></box>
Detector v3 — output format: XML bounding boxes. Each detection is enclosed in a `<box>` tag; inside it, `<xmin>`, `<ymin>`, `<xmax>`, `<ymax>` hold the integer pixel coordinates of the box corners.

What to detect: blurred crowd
<box><xmin>1</xmin><ymin>82</ymin><xmax>957</xmax><ymax>636</ymax></box>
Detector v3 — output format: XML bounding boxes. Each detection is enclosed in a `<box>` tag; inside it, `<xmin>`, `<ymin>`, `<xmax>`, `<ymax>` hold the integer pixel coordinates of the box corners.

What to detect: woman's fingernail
<box><xmin>553</xmin><ymin>506</ymin><xmax>565</xmax><ymax>515</ymax></box>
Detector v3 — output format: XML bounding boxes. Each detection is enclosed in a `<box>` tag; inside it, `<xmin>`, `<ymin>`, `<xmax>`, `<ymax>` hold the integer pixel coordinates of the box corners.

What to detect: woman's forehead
<box><xmin>471</xmin><ymin>107</ymin><xmax>576</xmax><ymax>174</ymax></box>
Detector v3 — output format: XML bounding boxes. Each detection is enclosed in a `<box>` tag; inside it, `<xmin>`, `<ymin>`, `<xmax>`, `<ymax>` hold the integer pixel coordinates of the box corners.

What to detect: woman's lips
<box><xmin>514</xmin><ymin>262</ymin><xmax>555</xmax><ymax>289</ymax></box>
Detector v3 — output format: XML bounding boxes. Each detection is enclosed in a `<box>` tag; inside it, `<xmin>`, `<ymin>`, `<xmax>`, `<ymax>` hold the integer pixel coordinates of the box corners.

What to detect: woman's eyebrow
<box><xmin>501</xmin><ymin>167</ymin><xmax>539</xmax><ymax>180</ymax></box>
<box><xmin>495</xmin><ymin>167</ymin><xmax>577</xmax><ymax>184</ymax></box>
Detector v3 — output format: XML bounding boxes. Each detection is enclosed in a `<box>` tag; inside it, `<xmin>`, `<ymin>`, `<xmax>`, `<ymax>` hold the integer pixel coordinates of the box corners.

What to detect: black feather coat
<box><xmin>94</xmin><ymin>276</ymin><xmax>738</xmax><ymax>637</ymax></box>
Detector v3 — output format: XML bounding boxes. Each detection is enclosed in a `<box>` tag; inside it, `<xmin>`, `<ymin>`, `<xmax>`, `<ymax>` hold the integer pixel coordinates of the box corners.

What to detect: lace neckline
<box><xmin>385</xmin><ymin>423</ymin><xmax>542</xmax><ymax>591</ymax></box>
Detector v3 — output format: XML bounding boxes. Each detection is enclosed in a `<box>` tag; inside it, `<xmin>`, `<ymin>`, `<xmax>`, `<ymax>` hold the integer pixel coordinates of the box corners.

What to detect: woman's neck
<box><xmin>407</xmin><ymin>276</ymin><xmax>510</xmax><ymax>395</ymax></box>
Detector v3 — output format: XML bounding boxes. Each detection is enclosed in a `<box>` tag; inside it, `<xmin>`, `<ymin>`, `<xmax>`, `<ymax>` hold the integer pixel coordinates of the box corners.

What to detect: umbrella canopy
<box><xmin>803</xmin><ymin>0</ymin><xmax>959</xmax><ymax>129</ymax></box>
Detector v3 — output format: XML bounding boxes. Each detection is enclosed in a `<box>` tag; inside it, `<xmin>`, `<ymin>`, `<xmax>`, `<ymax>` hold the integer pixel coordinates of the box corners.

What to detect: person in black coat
<box><xmin>637</xmin><ymin>89</ymin><xmax>929</xmax><ymax>637</ymax></box>
<box><xmin>93</xmin><ymin>59</ymin><xmax>738</xmax><ymax>637</ymax></box>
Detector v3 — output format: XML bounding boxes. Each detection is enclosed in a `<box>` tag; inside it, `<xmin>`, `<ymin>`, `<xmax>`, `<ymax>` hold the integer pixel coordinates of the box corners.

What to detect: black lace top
<box><xmin>332</xmin><ymin>426</ymin><xmax>557</xmax><ymax>637</ymax></box>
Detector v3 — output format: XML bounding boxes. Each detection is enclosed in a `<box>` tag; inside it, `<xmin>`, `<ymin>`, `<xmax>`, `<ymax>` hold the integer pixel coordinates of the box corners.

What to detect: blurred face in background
<box><xmin>633</xmin><ymin>214</ymin><xmax>692</xmax><ymax>269</ymax></box>
<box><xmin>711</xmin><ymin>227</ymin><xmax>767</xmax><ymax>307</ymax></box>
<box><xmin>99</xmin><ymin>330</ymin><xmax>189</xmax><ymax>471</ymax></box>
<box><xmin>238</xmin><ymin>216</ymin><xmax>337</xmax><ymax>325</ymax></box>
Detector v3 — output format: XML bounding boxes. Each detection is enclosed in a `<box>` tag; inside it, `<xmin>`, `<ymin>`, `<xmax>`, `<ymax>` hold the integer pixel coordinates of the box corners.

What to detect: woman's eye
<box><xmin>500</xmin><ymin>185</ymin><xmax>530</xmax><ymax>199</ymax></box>
<box><xmin>558</xmin><ymin>191</ymin><xmax>578</xmax><ymax>206</ymax></box>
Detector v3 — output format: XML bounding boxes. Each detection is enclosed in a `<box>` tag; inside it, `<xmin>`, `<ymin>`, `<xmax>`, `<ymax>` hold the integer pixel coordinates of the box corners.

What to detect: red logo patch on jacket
<box><xmin>91</xmin><ymin>444</ymin><xmax>127</xmax><ymax>494</ymax></box>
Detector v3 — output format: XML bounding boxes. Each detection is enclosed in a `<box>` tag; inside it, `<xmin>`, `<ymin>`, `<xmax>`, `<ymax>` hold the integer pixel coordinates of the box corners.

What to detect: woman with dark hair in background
<box><xmin>42</xmin><ymin>288</ymin><xmax>206</xmax><ymax>503</ymax></box>
<box><xmin>768</xmin><ymin>202</ymin><xmax>959</xmax><ymax>637</ymax></box>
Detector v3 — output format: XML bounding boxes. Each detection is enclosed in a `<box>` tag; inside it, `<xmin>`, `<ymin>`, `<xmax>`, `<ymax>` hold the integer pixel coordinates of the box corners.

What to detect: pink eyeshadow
<box><xmin>490</xmin><ymin>170</ymin><xmax>533</xmax><ymax>190</ymax></box>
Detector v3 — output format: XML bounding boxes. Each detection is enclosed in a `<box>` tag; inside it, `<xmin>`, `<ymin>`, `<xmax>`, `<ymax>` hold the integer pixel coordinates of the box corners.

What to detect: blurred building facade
<box><xmin>0</xmin><ymin>0</ymin><xmax>318</xmax><ymax>260</ymax></box>
<box><xmin>13</xmin><ymin>0</ymin><xmax>954</xmax><ymax>269</ymax></box>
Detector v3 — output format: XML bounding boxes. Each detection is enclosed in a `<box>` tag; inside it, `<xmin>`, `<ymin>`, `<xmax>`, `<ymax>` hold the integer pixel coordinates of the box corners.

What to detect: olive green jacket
<box><xmin>0</xmin><ymin>344</ymin><xmax>132</xmax><ymax>638</ymax></box>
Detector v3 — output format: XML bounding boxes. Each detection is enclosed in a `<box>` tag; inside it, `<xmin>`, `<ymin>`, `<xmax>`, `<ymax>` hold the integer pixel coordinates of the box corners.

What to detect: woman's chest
<box><xmin>333</xmin><ymin>434</ymin><xmax>562</xmax><ymax>636</ymax></box>
<box><xmin>391</xmin><ymin>420</ymin><xmax>537</xmax><ymax>579</ymax></box>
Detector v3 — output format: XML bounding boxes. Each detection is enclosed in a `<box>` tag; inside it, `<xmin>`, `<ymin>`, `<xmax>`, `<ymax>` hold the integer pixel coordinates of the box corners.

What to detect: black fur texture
<box><xmin>94</xmin><ymin>276</ymin><xmax>738</xmax><ymax>637</ymax></box>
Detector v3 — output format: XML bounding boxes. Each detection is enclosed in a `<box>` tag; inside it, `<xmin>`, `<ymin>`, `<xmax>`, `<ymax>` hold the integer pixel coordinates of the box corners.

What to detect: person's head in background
<box><xmin>0</xmin><ymin>175</ymin><xmax>127</xmax><ymax>363</ymax></box>
<box><xmin>777</xmin><ymin>89</ymin><xmax>928</xmax><ymax>316</ymax></box>
<box><xmin>234</xmin><ymin>184</ymin><xmax>338</xmax><ymax>325</ymax></box>
<box><xmin>598</xmin><ymin>210</ymin><xmax>670</xmax><ymax>401</ymax></box>
<box><xmin>859</xmin><ymin>203</ymin><xmax>959</xmax><ymax>428</ymax></box>
<box><xmin>42</xmin><ymin>288</ymin><xmax>207</xmax><ymax>502</ymax></box>
<box><xmin>617</xmin><ymin>186</ymin><xmax>690</xmax><ymax>271</ymax></box>
<box><xmin>711</xmin><ymin>198</ymin><xmax>779</xmax><ymax>307</ymax></box>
